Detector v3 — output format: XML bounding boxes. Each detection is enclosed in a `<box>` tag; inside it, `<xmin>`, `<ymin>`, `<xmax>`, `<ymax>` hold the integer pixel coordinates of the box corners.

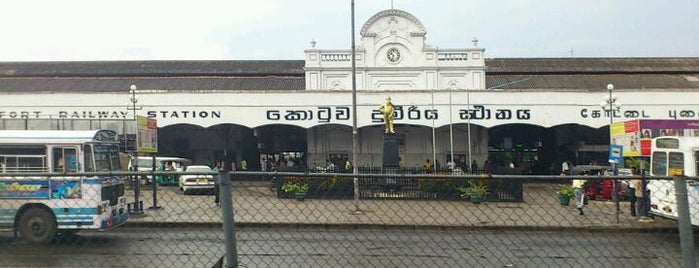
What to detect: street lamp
<box><xmin>600</xmin><ymin>83</ymin><xmax>621</xmax><ymax>222</ymax></box>
<box><xmin>128</xmin><ymin>84</ymin><xmax>142</xmax><ymax>213</ymax></box>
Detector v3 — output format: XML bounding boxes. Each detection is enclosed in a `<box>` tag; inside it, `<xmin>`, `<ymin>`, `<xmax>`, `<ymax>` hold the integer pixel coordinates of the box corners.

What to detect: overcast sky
<box><xmin>1</xmin><ymin>0</ymin><xmax>697</xmax><ymax>61</ymax></box>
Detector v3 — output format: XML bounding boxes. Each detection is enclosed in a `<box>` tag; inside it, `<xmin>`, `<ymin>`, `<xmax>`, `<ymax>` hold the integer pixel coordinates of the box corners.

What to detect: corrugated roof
<box><xmin>0</xmin><ymin>58</ymin><xmax>697</xmax><ymax>92</ymax></box>
<box><xmin>0</xmin><ymin>77</ymin><xmax>305</xmax><ymax>92</ymax></box>
<box><xmin>0</xmin><ymin>60</ymin><xmax>306</xmax><ymax>77</ymax></box>
<box><xmin>485</xmin><ymin>58</ymin><xmax>699</xmax><ymax>73</ymax></box>
<box><xmin>485</xmin><ymin>74</ymin><xmax>699</xmax><ymax>90</ymax></box>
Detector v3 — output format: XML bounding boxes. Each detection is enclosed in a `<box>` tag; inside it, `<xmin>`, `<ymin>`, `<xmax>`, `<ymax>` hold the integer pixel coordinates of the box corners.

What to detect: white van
<box><xmin>128</xmin><ymin>156</ymin><xmax>191</xmax><ymax>185</ymax></box>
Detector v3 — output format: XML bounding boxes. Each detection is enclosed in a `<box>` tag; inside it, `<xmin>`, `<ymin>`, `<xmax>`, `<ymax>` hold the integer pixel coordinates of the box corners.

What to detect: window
<box><xmin>0</xmin><ymin>146</ymin><xmax>47</xmax><ymax>173</ymax></box>
<box><xmin>652</xmin><ymin>152</ymin><xmax>667</xmax><ymax>176</ymax></box>
<box><xmin>93</xmin><ymin>145</ymin><xmax>121</xmax><ymax>171</ymax></box>
<box><xmin>668</xmin><ymin>152</ymin><xmax>685</xmax><ymax>176</ymax></box>
<box><xmin>84</xmin><ymin>145</ymin><xmax>94</xmax><ymax>172</ymax></box>
<box><xmin>53</xmin><ymin>147</ymin><xmax>78</xmax><ymax>172</ymax></box>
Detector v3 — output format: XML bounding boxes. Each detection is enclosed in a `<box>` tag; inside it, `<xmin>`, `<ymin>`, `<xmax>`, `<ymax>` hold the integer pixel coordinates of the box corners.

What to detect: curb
<box><xmin>122</xmin><ymin>221</ymin><xmax>680</xmax><ymax>233</ymax></box>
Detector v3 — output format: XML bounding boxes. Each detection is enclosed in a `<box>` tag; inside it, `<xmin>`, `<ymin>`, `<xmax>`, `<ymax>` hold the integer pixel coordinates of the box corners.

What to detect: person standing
<box><xmin>572</xmin><ymin>177</ymin><xmax>587</xmax><ymax>215</ymax></box>
<box><xmin>627</xmin><ymin>167</ymin><xmax>639</xmax><ymax>217</ymax></box>
<box><xmin>471</xmin><ymin>160</ymin><xmax>479</xmax><ymax>174</ymax></box>
<box><xmin>213</xmin><ymin>161</ymin><xmax>222</xmax><ymax>206</ymax></box>
<box><xmin>260</xmin><ymin>157</ymin><xmax>268</xmax><ymax>172</ymax></box>
<box><xmin>446</xmin><ymin>158</ymin><xmax>455</xmax><ymax>171</ymax></box>
<box><xmin>423</xmin><ymin>159</ymin><xmax>432</xmax><ymax>173</ymax></box>
<box><xmin>561</xmin><ymin>160</ymin><xmax>570</xmax><ymax>175</ymax></box>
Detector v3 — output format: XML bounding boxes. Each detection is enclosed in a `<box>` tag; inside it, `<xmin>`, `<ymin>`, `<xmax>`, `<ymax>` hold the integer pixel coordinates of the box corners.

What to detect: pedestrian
<box><xmin>561</xmin><ymin>160</ymin><xmax>570</xmax><ymax>175</ymax></box>
<box><xmin>631</xmin><ymin>178</ymin><xmax>643</xmax><ymax>218</ymax></box>
<box><xmin>572</xmin><ymin>176</ymin><xmax>587</xmax><ymax>215</ymax></box>
<box><xmin>423</xmin><ymin>159</ymin><xmax>432</xmax><ymax>172</ymax></box>
<box><xmin>471</xmin><ymin>160</ymin><xmax>479</xmax><ymax>174</ymax></box>
<box><xmin>213</xmin><ymin>161</ymin><xmax>222</xmax><ymax>206</ymax></box>
<box><xmin>627</xmin><ymin>167</ymin><xmax>638</xmax><ymax>217</ymax></box>
<box><xmin>260</xmin><ymin>157</ymin><xmax>268</xmax><ymax>172</ymax></box>
<box><xmin>446</xmin><ymin>158</ymin><xmax>455</xmax><ymax>171</ymax></box>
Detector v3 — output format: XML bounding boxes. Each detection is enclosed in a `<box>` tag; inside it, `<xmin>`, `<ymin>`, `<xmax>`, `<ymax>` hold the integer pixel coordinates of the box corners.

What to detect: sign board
<box><xmin>612</xmin><ymin>119</ymin><xmax>699</xmax><ymax>157</ymax></box>
<box><xmin>608</xmin><ymin>144</ymin><xmax>623</xmax><ymax>164</ymax></box>
<box><xmin>137</xmin><ymin>115</ymin><xmax>158</xmax><ymax>153</ymax></box>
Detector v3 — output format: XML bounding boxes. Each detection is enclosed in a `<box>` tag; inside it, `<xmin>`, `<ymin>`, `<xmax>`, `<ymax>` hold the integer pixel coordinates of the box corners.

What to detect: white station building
<box><xmin>1</xmin><ymin>9</ymin><xmax>698</xmax><ymax>174</ymax></box>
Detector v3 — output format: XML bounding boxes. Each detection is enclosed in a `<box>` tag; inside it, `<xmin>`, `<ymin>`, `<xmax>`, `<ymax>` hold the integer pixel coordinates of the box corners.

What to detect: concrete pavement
<box><xmin>125</xmin><ymin>180</ymin><xmax>677</xmax><ymax>231</ymax></box>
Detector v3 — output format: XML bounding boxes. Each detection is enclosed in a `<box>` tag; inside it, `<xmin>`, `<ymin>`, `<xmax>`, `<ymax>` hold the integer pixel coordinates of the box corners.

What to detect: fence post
<box><xmin>219</xmin><ymin>170</ymin><xmax>238</xmax><ymax>268</ymax></box>
<box><xmin>673</xmin><ymin>177</ymin><xmax>696</xmax><ymax>268</ymax></box>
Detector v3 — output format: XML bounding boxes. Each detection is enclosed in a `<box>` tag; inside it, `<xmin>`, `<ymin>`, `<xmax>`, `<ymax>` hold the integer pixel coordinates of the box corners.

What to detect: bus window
<box><xmin>668</xmin><ymin>152</ymin><xmax>684</xmax><ymax>176</ymax></box>
<box><xmin>83</xmin><ymin>145</ymin><xmax>94</xmax><ymax>172</ymax></box>
<box><xmin>652</xmin><ymin>151</ymin><xmax>667</xmax><ymax>175</ymax></box>
<box><xmin>93</xmin><ymin>144</ymin><xmax>121</xmax><ymax>171</ymax></box>
<box><xmin>53</xmin><ymin>147</ymin><xmax>78</xmax><ymax>172</ymax></box>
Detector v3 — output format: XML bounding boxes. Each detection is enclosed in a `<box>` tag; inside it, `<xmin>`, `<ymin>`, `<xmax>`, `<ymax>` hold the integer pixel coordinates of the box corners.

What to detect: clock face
<box><xmin>387</xmin><ymin>48</ymin><xmax>401</xmax><ymax>63</ymax></box>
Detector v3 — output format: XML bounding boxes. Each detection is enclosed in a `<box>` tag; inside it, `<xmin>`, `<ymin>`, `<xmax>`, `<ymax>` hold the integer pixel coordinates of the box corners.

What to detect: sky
<box><xmin>1</xmin><ymin>0</ymin><xmax>697</xmax><ymax>61</ymax></box>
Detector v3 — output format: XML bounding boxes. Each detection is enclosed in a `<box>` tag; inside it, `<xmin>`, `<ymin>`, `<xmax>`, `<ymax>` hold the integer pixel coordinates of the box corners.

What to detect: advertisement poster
<box><xmin>612</xmin><ymin>119</ymin><xmax>699</xmax><ymax>157</ymax></box>
<box><xmin>137</xmin><ymin>115</ymin><xmax>158</xmax><ymax>154</ymax></box>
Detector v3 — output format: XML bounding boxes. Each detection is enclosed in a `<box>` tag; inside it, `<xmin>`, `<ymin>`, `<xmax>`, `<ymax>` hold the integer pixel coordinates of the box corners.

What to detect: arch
<box><xmin>360</xmin><ymin>9</ymin><xmax>427</xmax><ymax>37</ymax></box>
<box><xmin>158</xmin><ymin>123</ymin><xmax>256</xmax><ymax>169</ymax></box>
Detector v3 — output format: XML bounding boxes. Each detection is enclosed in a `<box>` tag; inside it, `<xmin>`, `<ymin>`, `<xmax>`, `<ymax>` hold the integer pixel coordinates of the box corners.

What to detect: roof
<box><xmin>485</xmin><ymin>57</ymin><xmax>699</xmax><ymax>73</ymax></box>
<box><xmin>0</xmin><ymin>58</ymin><xmax>697</xmax><ymax>92</ymax></box>
<box><xmin>0</xmin><ymin>77</ymin><xmax>306</xmax><ymax>92</ymax></box>
<box><xmin>0</xmin><ymin>60</ymin><xmax>305</xmax><ymax>77</ymax></box>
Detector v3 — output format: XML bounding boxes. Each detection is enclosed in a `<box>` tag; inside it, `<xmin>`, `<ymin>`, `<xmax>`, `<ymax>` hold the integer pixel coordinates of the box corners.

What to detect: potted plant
<box><xmin>556</xmin><ymin>184</ymin><xmax>574</xmax><ymax>206</ymax></box>
<box><xmin>281</xmin><ymin>181</ymin><xmax>309</xmax><ymax>201</ymax></box>
<box><xmin>459</xmin><ymin>182</ymin><xmax>489</xmax><ymax>204</ymax></box>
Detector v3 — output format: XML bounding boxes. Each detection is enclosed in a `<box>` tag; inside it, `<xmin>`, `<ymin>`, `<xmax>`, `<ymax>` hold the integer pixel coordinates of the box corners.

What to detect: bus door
<box><xmin>52</xmin><ymin>147</ymin><xmax>79</xmax><ymax>172</ymax></box>
<box><xmin>50</xmin><ymin>146</ymin><xmax>83</xmax><ymax>200</ymax></box>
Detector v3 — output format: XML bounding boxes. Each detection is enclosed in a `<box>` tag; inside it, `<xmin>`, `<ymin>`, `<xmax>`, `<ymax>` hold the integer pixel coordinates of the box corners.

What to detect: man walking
<box><xmin>572</xmin><ymin>177</ymin><xmax>587</xmax><ymax>215</ymax></box>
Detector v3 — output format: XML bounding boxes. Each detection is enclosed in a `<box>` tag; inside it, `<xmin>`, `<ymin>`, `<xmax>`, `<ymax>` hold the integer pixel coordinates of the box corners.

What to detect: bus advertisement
<box><xmin>0</xmin><ymin>129</ymin><xmax>130</xmax><ymax>244</ymax></box>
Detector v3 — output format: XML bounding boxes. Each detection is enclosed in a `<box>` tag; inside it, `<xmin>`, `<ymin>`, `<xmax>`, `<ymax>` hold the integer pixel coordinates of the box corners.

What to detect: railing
<box><xmin>320</xmin><ymin>53</ymin><xmax>351</xmax><ymax>62</ymax></box>
<box><xmin>0</xmin><ymin>171</ymin><xmax>696</xmax><ymax>268</ymax></box>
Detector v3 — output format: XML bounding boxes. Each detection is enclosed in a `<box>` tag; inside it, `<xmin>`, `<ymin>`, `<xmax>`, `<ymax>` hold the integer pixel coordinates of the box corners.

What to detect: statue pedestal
<box><xmin>382</xmin><ymin>133</ymin><xmax>399</xmax><ymax>168</ymax></box>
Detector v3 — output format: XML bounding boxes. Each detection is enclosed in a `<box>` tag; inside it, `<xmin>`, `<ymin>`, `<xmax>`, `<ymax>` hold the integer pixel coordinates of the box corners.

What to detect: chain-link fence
<box><xmin>0</xmin><ymin>171</ymin><xmax>697</xmax><ymax>267</ymax></box>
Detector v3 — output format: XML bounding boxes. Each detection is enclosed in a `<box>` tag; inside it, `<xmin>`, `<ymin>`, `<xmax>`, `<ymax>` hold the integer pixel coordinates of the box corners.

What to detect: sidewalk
<box><xmin>125</xmin><ymin>181</ymin><xmax>677</xmax><ymax>231</ymax></box>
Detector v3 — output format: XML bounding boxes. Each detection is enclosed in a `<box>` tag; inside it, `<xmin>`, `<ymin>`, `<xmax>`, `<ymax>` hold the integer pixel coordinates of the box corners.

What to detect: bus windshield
<box><xmin>92</xmin><ymin>144</ymin><xmax>122</xmax><ymax>171</ymax></box>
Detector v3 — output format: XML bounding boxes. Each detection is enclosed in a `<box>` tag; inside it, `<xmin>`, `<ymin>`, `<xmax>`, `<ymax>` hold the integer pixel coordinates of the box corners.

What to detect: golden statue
<box><xmin>378</xmin><ymin>96</ymin><xmax>395</xmax><ymax>134</ymax></box>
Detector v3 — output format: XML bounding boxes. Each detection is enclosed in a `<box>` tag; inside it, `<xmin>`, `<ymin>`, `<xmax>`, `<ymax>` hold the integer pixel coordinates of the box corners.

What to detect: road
<box><xmin>0</xmin><ymin>226</ymin><xmax>690</xmax><ymax>268</ymax></box>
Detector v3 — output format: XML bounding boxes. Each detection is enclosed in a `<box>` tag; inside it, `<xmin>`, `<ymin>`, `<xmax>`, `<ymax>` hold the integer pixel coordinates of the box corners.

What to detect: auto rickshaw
<box><xmin>573</xmin><ymin>165</ymin><xmax>626</xmax><ymax>200</ymax></box>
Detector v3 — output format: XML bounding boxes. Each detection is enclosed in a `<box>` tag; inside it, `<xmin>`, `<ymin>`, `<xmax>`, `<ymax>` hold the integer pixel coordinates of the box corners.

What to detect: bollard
<box><xmin>149</xmin><ymin>169</ymin><xmax>161</xmax><ymax>210</ymax></box>
<box><xmin>128</xmin><ymin>201</ymin><xmax>144</xmax><ymax>214</ymax></box>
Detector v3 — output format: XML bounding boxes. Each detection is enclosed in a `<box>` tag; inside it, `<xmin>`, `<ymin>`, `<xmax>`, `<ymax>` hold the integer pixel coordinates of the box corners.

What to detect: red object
<box><xmin>601</xmin><ymin>180</ymin><xmax>613</xmax><ymax>199</ymax></box>
<box><xmin>586</xmin><ymin>179</ymin><xmax>623</xmax><ymax>200</ymax></box>
<box><xmin>586</xmin><ymin>183</ymin><xmax>599</xmax><ymax>199</ymax></box>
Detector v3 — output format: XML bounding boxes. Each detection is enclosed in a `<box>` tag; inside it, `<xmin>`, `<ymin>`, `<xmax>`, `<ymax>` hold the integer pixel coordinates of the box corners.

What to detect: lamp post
<box><xmin>350</xmin><ymin>0</ymin><xmax>362</xmax><ymax>214</ymax></box>
<box><xmin>601</xmin><ymin>83</ymin><xmax>621</xmax><ymax>222</ymax></box>
<box><xmin>129</xmin><ymin>84</ymin><xmax>142</xmax><ymax>214</ymax></box>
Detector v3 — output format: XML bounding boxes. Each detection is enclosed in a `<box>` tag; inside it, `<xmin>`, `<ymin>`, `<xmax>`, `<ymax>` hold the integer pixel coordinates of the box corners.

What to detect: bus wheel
<box><xmin>18</xmin><ymin>207</ymin><xmax>57</xmax><ymax>244</ymax></box>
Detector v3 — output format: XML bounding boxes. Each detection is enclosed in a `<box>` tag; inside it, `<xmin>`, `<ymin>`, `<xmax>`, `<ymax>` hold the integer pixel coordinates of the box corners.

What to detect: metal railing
<box><xmin>0</xmin><ymin>171</ymin><xmax>696</xmax><ymax>267</ymax></box>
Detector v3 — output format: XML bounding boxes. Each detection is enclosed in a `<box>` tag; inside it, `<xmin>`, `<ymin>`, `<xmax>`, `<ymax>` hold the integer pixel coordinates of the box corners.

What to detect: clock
<box><xmin>387</xmin><ymin>47</ymin><xmax>401</xmax><ymax>63</ymax></box>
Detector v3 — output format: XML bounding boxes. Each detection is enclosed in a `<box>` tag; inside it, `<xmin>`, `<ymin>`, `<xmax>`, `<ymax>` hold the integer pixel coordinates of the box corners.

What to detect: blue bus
<box><xmin>0</xmin><ymin>129</ymin><xmax>129</xmax><ymax>243</ymax></box>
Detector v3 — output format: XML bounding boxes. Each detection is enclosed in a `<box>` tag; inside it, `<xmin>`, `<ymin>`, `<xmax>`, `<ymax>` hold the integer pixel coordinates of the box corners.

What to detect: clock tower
<box><xmin>304</xmin><ymin>9</ymin><xmax>486</xmax><ymax>91</ymax></box>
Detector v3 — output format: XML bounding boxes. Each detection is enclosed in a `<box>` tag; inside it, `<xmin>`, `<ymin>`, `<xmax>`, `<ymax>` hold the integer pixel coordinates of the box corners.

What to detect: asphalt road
<box><xmin>0</xmin><ymin>226</ymin><xmax>691</xmax><ymax>268</ymax></box>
